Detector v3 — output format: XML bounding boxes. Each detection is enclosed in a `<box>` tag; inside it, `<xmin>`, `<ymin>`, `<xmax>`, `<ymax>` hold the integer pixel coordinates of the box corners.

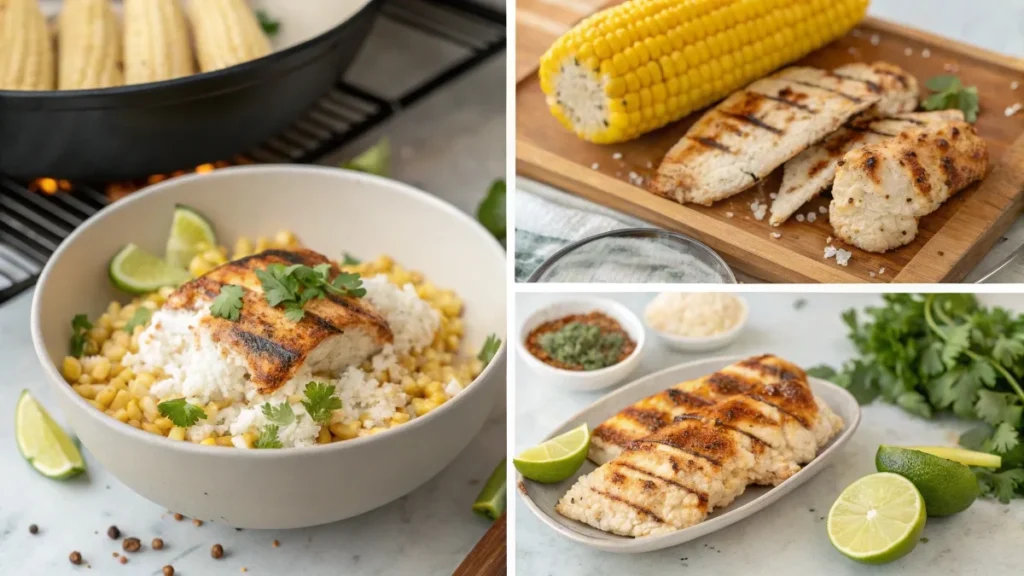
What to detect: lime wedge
<box><xmin>876</xmin><ymin>445</ymin><xmax>979</xmax><ymax>517</ymax></box>
<box><xmin>342</xmin><ymin>138</ymin><xmax>390</xmax><ymax>177</ymax></box>
<box><xmin>828</xmin><ymin>472</ymin><xmax>926</xmax><ymax>564</ymax></box>
<box><xmin>514</xmin><ymin>423</ymin><xmax>590</xmax><ymax>483</ymax></box>
<box><xmin>15</xmin><ymin>391</ymin><xmax>86</xmax><ymax>479</ymax></box>
<box><xmin>903</xmin><ymin>445</ymin><xmax>1002</xmax><ymax>468</ymax></box>
<box><xmin>472</xmin><ymin>458</ymin><xmax>507</xmax><ymax>521</ymax></box>
<box><xmin>165</xmin><ymin>205</ymin><xmax>217</xmax><ymax>270</ymax></box>
<box><xmin>109</xmin><ymin>243</ymin><xmax>192</xmax><ymax>294</ymax></box>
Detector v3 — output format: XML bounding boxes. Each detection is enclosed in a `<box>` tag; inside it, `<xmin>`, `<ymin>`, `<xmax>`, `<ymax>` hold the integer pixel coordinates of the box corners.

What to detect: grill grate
<box><xmin>0</xmin><ymin>0</ymin><xmax>504</xmax><ymax>305</ymax></box>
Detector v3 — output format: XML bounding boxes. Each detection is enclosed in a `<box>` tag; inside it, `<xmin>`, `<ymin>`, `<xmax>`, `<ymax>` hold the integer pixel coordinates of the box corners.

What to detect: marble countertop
<box><xmin>0</xmin><ymin>14</ymin><xmax>506</xmax><ymax>576</ymax></box>
<box><xmin>515</xmin><ymin>292</ymin><xmax>1024</xmax><ymax>575</ymax></box>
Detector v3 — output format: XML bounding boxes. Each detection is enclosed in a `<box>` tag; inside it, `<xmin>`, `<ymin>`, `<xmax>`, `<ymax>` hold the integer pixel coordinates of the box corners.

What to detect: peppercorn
<box><xmin>28</xmin><ymin>524</ymin><xmax>38</xmax><ymax>535</ymax></box>
<box><xmin>192</xmin><ymin>519</ymin><xmax>203</xmax><ymax>527</ymax></box>
<box><xmin>152</xmin><ymin>538</ymin><xmax>164</xmax><ymax>550</ymax></box>
<box><xmin>122</xmin><ymin>537</ymin><xmax>142</xmax><ymax>553</ymax></box>
<box><xmin>211</xmin><ymin>543</ymin><xmax>224</xmax><ymax>559</ymax></box>
<box><xmin>69</xmin><ymin>551</ymin><xmax>82</xmax><ymax>565</ymax></box>
<box><xmin>272</xmin><ymin>539</ymin><xmax>280</xmax><ymax>548</ymax></box>
<box><xmin>173</xmin><ymin>513</ymin><xmax>184</xmax><ymax>521</ymax></box>
<box><xmin>107</xmin><ymin>525</ymin><xmax>120</xmax><ymax>539</ymax></box>
<box><xmin>119</xmin><ymin>556</ymin><xmax>128</xmax><ymax>565</ymax></box>
<box><xmin>162</xmin><ymin>566</ymin><xmax>175</xmax><ymax>576</ymax></box>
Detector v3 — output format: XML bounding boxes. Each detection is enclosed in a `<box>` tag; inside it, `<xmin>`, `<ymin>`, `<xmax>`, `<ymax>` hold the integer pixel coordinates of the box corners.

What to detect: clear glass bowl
<box><xmin>527</xmin><ymin>228</ymin><xmax>736</xmax><ymax>283</ymax></box>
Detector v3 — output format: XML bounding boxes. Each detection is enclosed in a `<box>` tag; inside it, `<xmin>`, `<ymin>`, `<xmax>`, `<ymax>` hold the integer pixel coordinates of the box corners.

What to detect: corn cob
<box><xmin>123</xmin><ymin>0</ymin><xmax>195</xmax><ymax>84</ymax></box>
<box><xmin>540</xmin><ymin>0</ymin><xmax>870</xmax><ymax>144</ymax></box>
<box><xmin>58</xmin><ymin>0</ymin><xmax>124</xmax><ymax>90</ymax></box>
<box><xmin>187</xmin><ymin>0</ymin><xmax>272</xmax><ymax>73</ymax></box>
<box><xmin>0</xmin><ymin>0</ymin><xmax>56</xmax><ymax>90</ymax></box>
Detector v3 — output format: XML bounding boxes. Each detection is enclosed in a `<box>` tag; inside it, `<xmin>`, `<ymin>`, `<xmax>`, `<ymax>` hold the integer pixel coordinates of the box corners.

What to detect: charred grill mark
<box><xmin>621</xmin><ymin>406</ymin><xmax>670</xmax><ymax>432</ymax></box>
<box><xmin>741</xmin><ymin>170</ymin><xmax>760</xmax><ymax>183</ymax></box>
<box><xmin>824</xmin><ymin>129</ymin><xmax>867</xmax><ymax>155</ymax></box>
<box><xmin>789</xmin><ymin>79</ymin><xmax>863</xmax><ymax>103</ymax></box>
<box><xmin>737</xmin><ymin>357</ymin><xmax>804</xmax><ymax>382</ymax></box>
<box><xmin>940</xmin><ymin>156</ymin><xmax>961</xmax><ymax>189</ymax></box>
<box><xmin>666</xmin><ymin>389</ymin><xmax>715</xmax><ymax>408</ymax></box>
<box><xmin>902</xmin><ymin>149</ymin><xmax>932</xmax><ymax>196</ymax></box>
<box><xmin>610</xmin><ymin>472</ymin><xmax>627</xmax><ymax>484</ymax></box>
<box><xmin>886</xmin><ymin>116</ymin><xmax>925</xmax><ymax>126</ymax></box>
<box><xmin>589</xmin><ymin>488</ymin><xmax>665</xmax><ymax>523</ymax></box>
<box><xmin>636</xmin><ymin>438</ymin><xmax>723</xmax><ymax>467</ymax></box>
<box><xmin>833</xmin><ymin>73</ymin><xmax>881</xmax><ymax>93</ymax></box>
<box><xmin>876</xmin><ymin>68</ymin><xmax>910</xmax><ymax>88</ymax></box>
<box><xmin>705</xmin><ymin>371</ymin><xmax>757</xmax><ymax>395</ymax></box>
<box><xmin>722</xmin><ymin>112</ymin><xmax>783</xmax><ymax>134</ymax></box>
<box><xmin>746</xmin><ymin>394</ymin><xmax>811</xmax><ymax>428</ymax></box>
<box><xmin>613</xmin><ymin>462</ymin><xmax>710</xmax><ymax>505</ymax></box>
<box><xmin>689</xmin><ymin>136</ymin><xmax>732</xmax><ymax>153</ymax></box>
<box><xmin>763</xmin><ymin>94</ymin><xmax>816</xmax><ymax>113</ymax></box>
<box><xmin>863</xmin><ymin>154</ymin><xmax>880</xmax><ymax>184</ymax></box>
<box><xmin>808</xmin><ymin>160</ymin><xmax>830</xmax><ymax>177</ymax></box>
<box><xmin>228</xmin><ymin>329</ymin><xmax>301</xmax><ymax>390</ymax></box>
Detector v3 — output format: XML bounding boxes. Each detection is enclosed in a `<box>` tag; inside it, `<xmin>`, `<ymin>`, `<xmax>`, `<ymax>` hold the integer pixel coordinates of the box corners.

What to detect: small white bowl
<box><xmin>517</xmin><ymin>297</ymin><xmax>645</xmax><ymax>391</ymax></box>
<box><xmin>644</xmin><ymin>295</ymin><xmax>748</xmax><ymax>353</ymax></box>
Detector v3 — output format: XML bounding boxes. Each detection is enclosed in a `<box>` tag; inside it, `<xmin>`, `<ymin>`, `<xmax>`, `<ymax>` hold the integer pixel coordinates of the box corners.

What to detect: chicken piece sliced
<box><xmin>165</xmin><ymin>248</ymin><xmax>393</xmax><ymax>393</ymax></box>
<box><xmin>590</xmin><ymin>354</ymin><xmax>810</xmax><ymax>464</ymax></box>
<box><xmin>770</xmin><ymin>110</ymin><xmax>964</xmax><ymax>225</ymax></box>
<box><xmin>649</xmin><ymin>67</ymin><xmax>880</xmax><ymax>206</ymax></box>
<box><xmin>829</xmin><ymin>122</ymin><xmax>989</xmax><ymax>253</ymax></box>
<box><xmin>832</xmin><ymin>61</ymin><xmax>920</xmax><ymax>117</ymax></box>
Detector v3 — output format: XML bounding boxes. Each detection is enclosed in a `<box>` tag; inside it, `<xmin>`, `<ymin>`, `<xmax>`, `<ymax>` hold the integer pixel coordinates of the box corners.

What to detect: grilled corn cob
<box><xmin>187</xmin><ymin>0</ymin><xmax>272</xmax><ymax>73</ymax></box>
<box><xmin>540</xmin><ymin>0</ymin><xmax>871</xmax><ymax>144</ymax></box>
<box><xmin>123</xmin><ymin>0</ymin><xmax>195</xmax><ymax>84</ymax></box>
<box><xmin>58</xmin><ymin>0</ymin><xmax>124</xmax><ymax>90</ymax></box>
<box><xmin>0</xmin><ymin>0</ymin><xmax>56</xmax><ymax>90</ymax></box>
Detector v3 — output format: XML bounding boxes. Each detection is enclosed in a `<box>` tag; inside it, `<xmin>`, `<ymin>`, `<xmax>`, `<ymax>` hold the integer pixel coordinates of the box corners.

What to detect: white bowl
<box><xmin>517</xmin><ymin>297</ymin><xmax>645</xmax><ymax>392</ymax></box>
<box><xmin>30</xmin><ymin>165</ymin><xmax>506</xmax><ymax>529</ymax></box>
<box><xmin>644</xmin><ymin>296</ymin><xmax>748</xmax><ymax>353</ymax></box>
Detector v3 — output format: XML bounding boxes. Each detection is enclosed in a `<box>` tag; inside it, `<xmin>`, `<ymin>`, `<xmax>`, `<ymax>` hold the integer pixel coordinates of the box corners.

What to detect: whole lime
<box><xmin>875</xmin><ymin>445</ymin><xmax>979</xmax><ymax>517</ymax></box>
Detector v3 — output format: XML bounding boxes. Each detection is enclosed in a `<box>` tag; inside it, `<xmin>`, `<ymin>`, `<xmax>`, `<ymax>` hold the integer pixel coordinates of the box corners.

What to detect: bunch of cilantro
<box><xmin>809</xmin><ymin>294</ymin><xmax>1024</xmax><ymax>502</ymax></box>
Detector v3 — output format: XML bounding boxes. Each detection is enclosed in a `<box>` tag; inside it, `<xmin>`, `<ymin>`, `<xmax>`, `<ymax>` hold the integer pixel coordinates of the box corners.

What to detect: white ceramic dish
<box><xmin>30</xmin><ymin>165</ymin><xmax>506</xmax><ymax>529</ymax></box>
<box><xmin>644</xmin><ymin>296</ymin><xmax>749</xmax><ymax>353</ymax></box>
<box><xmin>517</xmin><ymin>297</ymin><xmax>645</xmax><ymax>392</ymax></box>
<box><xmin>516</xmin><ymin>355</ymin><xmax>861</xmax><ymax>554</ymax></box>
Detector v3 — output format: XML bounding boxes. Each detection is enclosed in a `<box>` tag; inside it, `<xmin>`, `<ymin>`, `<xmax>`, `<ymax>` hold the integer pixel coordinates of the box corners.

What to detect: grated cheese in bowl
<box><xmin>644</xmin><ymin>293</ymin><xmax>746</xmax><ymax>339</ymax></box>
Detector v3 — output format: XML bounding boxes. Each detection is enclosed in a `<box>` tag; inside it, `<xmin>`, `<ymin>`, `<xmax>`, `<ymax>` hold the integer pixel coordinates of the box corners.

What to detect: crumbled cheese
<box><xmin>824</xmin><ymin>246</ymin><xmax>838</xmax><ymax>259</ymax></box>
<box><xmin>645</xmin><ymin>293</ymin><xmax>745</xmax><ymax>338</ymax></box>
<box><xmin>1005</xmin><ymin>103</ymin><xmax>1022</xmax><ymax>117</ymax></box>
<box><xmin>826</xmin><ymin>236</ymin><xmax>833</xmax><ymax>245</ymax></box>
<box><xmin>1013</xmin><ymin>81</ymin><xmax>1020</xmax><ymax>90</ymax></box>
<box><xmin>612</xmin><ymin>152</ymin><xmax>623</xmax><ymax>160</ymax></box>
<box><xmin>921</xmin><ymin>48</ymin><xmax>931</xmax><ymax>58</ymax></box>
<box><xmin>879</xmin><ymin>267</ymin><xmax>886</xmax><ymax>275</ymax></box>
<box><xmin>444</xmin><ymin>378</ymin><xmax>463</xmax><ymax>398</ymax></box>
<box><xmin>627</xmin><ymin>171</ymin><xmax>645</xmax><ymax>186</ymax></box>
<box><xmin>904</xmin><ymin>47</ymin><xmax>913</xmax><ymax>56</ymax></box>
<box><xmin>646</xmin><ymin>160</ymin><xmax>654</xmax><ymax>169</ymax></box>
<box><xmin>750</xmin><ymin>200</ymin><xmax>767</xmax><ymax>221</ymax></box>
<box><xmin>769</xmin><ymin>192</ymin><xmax>777</xmax><ymax>200</ymax></box>
<box><xmin>835</xmin><ymin>249</ymin><xmax>852</xmax><ymax>266</ymax></box>
<box><xmin>796</xmin><ymin>214</ymin><xmax>805</xmax><ymax>222</ymax></box>
<box><xmin>807</xmin><ymin>212</ymin><xmax>817</xmax><ymax>223</ymax></box>
<box><xmin>725</xmin><ymin>211</ymin><xmax>735</xmax><ymax>218</ymax></box>
<box><xmin>771</xmin><ymin>232</ymin><xmax>782</xmax><ymax>239</ymax></box>
<box><xmin>852</xmin><ymin>29</ymin><xmax>863</xmax><ymax>38</ymax></box>
<box><xmin>869</xmin><ymin>271</ymin><xmax>876</xmax><ymax>278</ymax></box>
<box><xmin>819</xmin><ymin>206</ymin><xmax>828</xmax><ymax>214</ymax></box>
<box><xmin>591</xmin><ymin>162</ymin><xmax>599</xmax><ymax>170</ymax></box>
<box><xmin>870</xmin><ymin>34</ymin><xmax>881</xmax><ymax>46</ymax></box>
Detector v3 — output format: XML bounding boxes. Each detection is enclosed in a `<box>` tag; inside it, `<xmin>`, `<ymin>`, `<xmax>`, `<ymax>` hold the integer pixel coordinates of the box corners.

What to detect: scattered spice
<box><xmin>107</xmin><ymin>525</ymin><xmax>120</xmax><ymax>540</ymax></box>
<box><xmin>272</xmin><ymin>539</ymin><xmax>280</xmax><ymax>548</ymax></box>
<box><xmin>112</xmin><ymin>553</ymin><xmax>119</xmax><ymax>558</ymax></box>
<box><xmin>122</xmin><ymin>537</ymin><xmax>142</xmax><ymax>553</ymax></box>
<box><xmin>193</xmin><ymin>519</ymin><xmax>204</xmax><ymax>527</ymax></box>
<box><xmin>526</xmin><ymin>311</ymin><xmax>635</xmax><ymax>371</ymax></box>
<box><xmin>163</xmin><ymin>566</ymin><xmax>175</xmax><ymax>576</ymax></box>
<box><xmin>119</xmin><ymin>556</ymin><xmax>128</xmax><ymax>565</ymax></box>
<box><xmin>173</xmin><ymin>513</ymin><xmax>184</xmax><ymax>521</ymax></box>
<box><xmin>241</xmin><ymin>568</ymin><xmax>248</xmax><ymax>573</ymax></box>
<box><xmin>69</xmin><ymin>551</ymin><xmax>83</xmax><ymax>565</ymax></box>
<box><xmin>28</xmin><ymin>524</ymin><xmax>38</xmax><ymax>535</ymax></box>
<box><xmin>152</xmin><ymin>538</ymin><xmax>164</xmax><ymax>550</ymax></box>
<box><xmin>211</xmin><ymin>543</ymin><xmax>225</xmax><ymax>559</ymax></box>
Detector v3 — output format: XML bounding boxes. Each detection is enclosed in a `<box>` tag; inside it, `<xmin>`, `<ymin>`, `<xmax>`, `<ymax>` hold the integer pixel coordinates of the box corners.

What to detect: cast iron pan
<box><xmin>0</xmin><ymin>0</ymin><xmax>380</xmax><ymax>180</ymax></box>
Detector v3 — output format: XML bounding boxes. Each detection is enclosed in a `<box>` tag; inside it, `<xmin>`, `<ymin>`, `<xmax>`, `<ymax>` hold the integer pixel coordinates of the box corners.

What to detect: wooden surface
<box><xmin>516</xmin><ymin>3</ymin><xmax>1024</xmax><ymax>283</ymax></box>
<box><xmin>454</xmin><ymin>514</ymin><xmax>507</xmax><ymax>576</ymax></box>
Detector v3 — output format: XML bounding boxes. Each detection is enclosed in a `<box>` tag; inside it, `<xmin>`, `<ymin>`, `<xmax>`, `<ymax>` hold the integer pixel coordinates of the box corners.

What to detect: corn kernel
<box><xmin>96</xmin><ymin>386</ymin><xmax>117</xmax><ymax>409</ymax></box>
<box><xmin>155</xmin><ymin>417</ymin><xmax>175</xmax><ymax>432</ymax></box>
<box><xmin>141</xmin><ymin>396</ymin><xmax>159</xmax><ymax>421</ymax></box>
<box><xmin>142</xmin><ymin>422</ymin><xmax>163</xmax><ymax>435</ymax></box>
<box><xmin>317</xmin><ymin>427</ymin><xmax>332</xmax><ymax>444</ymax></box>
<box><xmin>200</xmin><ymin>437</ymin><xmax>218</xmax><ymax>446</ymax></box>
<box><xmin>217</xmin><ymin>436</ymin><xmax>235</xmax><ymax>447</ymax></box>
<box><xmin>168</xmin><ymin>427</ymin><xmax>187</xmax><ymax>441</ymax></box>
<box><xmin>90</xmin><ymin>357</ymin><xmax>111</xmax><ymax>381</ymax></box>
<box><xmin>109</xmin><ymin>390</ymin><xmax>131</xmax><ymax>411</ymax></box>
<box><xmin>126</xmin><ymin>400</ymin><xmax>143</xmax><ymax>422</ymax></box>
<box><xmin>62</xmin><ymin>357</ymin><xmax>83</xmax><ymax>382</ymax></box>
<box><xmin>127</xmin><ymin>419</ymin><xmax>142</xmax><ymax>429</ymax></box>
<box><xmin>113</xmin><ymin>408</ymin><xmax>129</xmax><ymax>423</ymax></box>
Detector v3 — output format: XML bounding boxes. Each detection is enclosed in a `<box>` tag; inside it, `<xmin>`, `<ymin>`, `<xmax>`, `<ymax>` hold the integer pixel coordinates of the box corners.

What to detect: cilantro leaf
<box><xmin>256</xmin><ymin>10</ymin><xmax>281</xmax><ymax>37</ymax></box>
<box><xmin>477</xmin><ymin>179</ymin><xmax>506</xmax><ymax>243</ymax></box>
<box><xmin>960</xmin><ymin>424</ymin><xmax>994</xmax><ymax>451</ymax></box>
<box><xmin>342</xmin><ymin>252</ymin><xmax>361</xmax><ymax>266</ymax></box>
<box><xmin>210</xmin><ymin>284</ymin><xmax>244</xmax><ymax>321</ymax></box>
<box><xmin>477</xmin><ymin>334</ymin><xmax>502</xmax><ymax>366</ymax></box>
<box><xmin>942</xmin><ymin>323</ymin><xmax>971</xmax><ymax>368</ymax></box>
<box><xmin>925</xmin><ymin>75</ymin><xmax>961</xmax><ymax>92</ymax></box>
<box><xmin>974</xmin><ymin>390</ymin><xmax>1018</xmax><ymax>426</ymax></box>
<box><xmin>69</xmin><ymin>314</ymin><xmax>92</xmax><ymax>357</ymax></box>
<box><xmin>255</xmin><ymin>264</ymin><xmax>297</xmax><ymax>307</ymax></box>
<box><xmin>805</xmin><ymin>365</ymin><xmax>837</xmax><ymax>380</ymax></box>
<box><xmin>123</xmin><ymin>307</ymin><xmax>153</xmax><ymax>334</ymax></box>
<box><xmin>919</xmin><ymin>341</ymin><xmax>945</xmax><ymax>376</ymax></box>
<box><xmin>329</xmin><ymin>272</ymin><xmax>366</xmax><ymax>298</ymax></box>
<box><xmin>986</xmin><ymin>422</ymin><xmax>1020</xmax><ymax>454</ymax></box>
<box><xmin>283</xmin><ymin>302</ymin><xmax>305</xmax><ymax>322</ymax></box>
<box><xmin>993</xmin><ymin>336</ymin><xmax>1024</xmax><ymax>367</ymax></box>
<box><xmin>302</xmin><ymin>381</ymin><xmax>342</xmax><ymax>424</ymax></box>
<box><xmin>262</xmin><ymin>402</ymin><xmax>296</xmax><ymax>427</ymax></box>
<box><xmin>976</xmin><ymin>468</ymin><xmax>1024</xmax><ymax>503</ymax></box>
<box><xmin>257</xmin><ymin>263</ymin><xmax>366</xmax><ymax>321</ymax></box>
<box><xmin>922</xmin><ymin>75</ymin><xmax>980</xmax><ymax>123</ymax></box>
<box><xmin>896</xmin><ymin>391</ymin><xmax>932</xmax><ymax>419</ymax></box>
<box><xmin>254</xmin><ymin>424</ymin><xmax>283</xmax><ymax>449</ymax></box>
<box><xmin>158</xmin><ymin>398</ymin><xmax>207</xmax><ymax>428</ymax></box>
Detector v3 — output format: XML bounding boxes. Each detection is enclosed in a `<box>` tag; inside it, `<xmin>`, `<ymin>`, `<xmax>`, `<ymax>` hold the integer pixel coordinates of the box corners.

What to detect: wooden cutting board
<box><xmin>516</xmin><ymin>1</ymin><xmax>1024</xmax><ymax>283</ymax></box>
<box><xmin>454</xmin><ymin>514</ymin><xmax>506</xmax><ymax>576</ymax></box>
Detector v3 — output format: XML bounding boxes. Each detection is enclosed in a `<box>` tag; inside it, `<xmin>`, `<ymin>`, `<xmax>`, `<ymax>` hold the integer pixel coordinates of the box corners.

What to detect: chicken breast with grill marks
<box><xmin>829</xmin><ymin>121</ymin><xmax>989</xmax><ymax>253</ymax></box>
<box><xmin>649</xmin><ymin>66</ymin><xmax>880</xmax><ymax>206</ymax></box>
<box><xmin>165</xmin><ymin>248</ymin><xmax>393</xmax><ymax>394</ymax></box>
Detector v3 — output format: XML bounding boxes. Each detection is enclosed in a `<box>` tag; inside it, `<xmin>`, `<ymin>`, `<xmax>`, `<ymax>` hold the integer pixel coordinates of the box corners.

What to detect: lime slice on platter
<box><xmin>514</xmin><ymin>423</ymin><xmax>590</xmax><ymax>484</ymax></box>
<box><xmin>165</xmin><ymin>204</ymin><xmax>217</xmax><ymax>270</ymax></box>
<box><xmin>109</xmin><ymin>243</ymin><xmax>191</xmax><ymax>294</ymax></box>
<box><xmin>827</xmin><ymin>472</ymin><xmax>926</xmax><ymax>564</ymax></box>
<box><xmin>15</xmin><ymin>391</ymin><xmax>86</xmax><ymax>480</ymax></box>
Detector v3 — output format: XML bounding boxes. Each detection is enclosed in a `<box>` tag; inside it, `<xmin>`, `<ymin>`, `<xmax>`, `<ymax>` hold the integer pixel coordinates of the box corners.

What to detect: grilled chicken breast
<box><xmin>770</xmin><ymin>110</ymin><xmax>963</xmax><ymax>225</ymax></box>
<box><xmin>829</xmin><ymin>121</ymin><xmax>989</xmax><ymax>253</ymax></box>
<box><xmin>590</xmin><ymin>355</ymin><xmax>808</xmax><ymax>464</ymax></box>
<box><xmin>556</xmin><ymin>356</ymin><xmax>844</xmax><ymax>538</ymax></box>
<box><xmin>831</xmin><ymin>61</ymin><xmax>919</xmax><ymax>117</ymax></box>
<box><xmin>648</xmin><ymin>66</ymin><xmax>880</xmax><ymax>206</ymax></box>
<box><xmin>165</xmin><ymin>249</ymin><xmax>393</xmax><ymax>393</ymax></box>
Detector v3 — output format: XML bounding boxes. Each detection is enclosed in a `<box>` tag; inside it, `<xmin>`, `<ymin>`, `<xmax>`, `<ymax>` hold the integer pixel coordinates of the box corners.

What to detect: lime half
<box><xmin>828</xmin><ymin>472</ymin><xmax>926</xmax><ymax>564</ymax></box>
<box><xmin>514</xmin><ymin>423</ymin><xmax>590</xmax><ymax>483</ymax></box>
<box><xmin>903</xmin><ymin>445</ymin><xmax>1001</xmax><ymax>469</ymax></box>
<box><xmin>15</xmin><ymin>391</ymin><xmax>86</xmax><ymax>479</ymax></box>
<box><xmin>165</xmin><ymin>205</ymin><xmax>217</xmax><ymax>270</ymax></box>
<box><xmin>876</xmin><ymin>445</ymin><xmax>979</xmax><ymax>517</ymax></box>
<box><xmin>109</xmin><ymin>243</ymin><xmax>192</xmax><ymax>294</ymax></box>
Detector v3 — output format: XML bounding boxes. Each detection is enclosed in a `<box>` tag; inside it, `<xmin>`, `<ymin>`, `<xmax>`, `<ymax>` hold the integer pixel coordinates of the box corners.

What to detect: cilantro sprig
<box><xmin>254</xmin><ymin>424</ymin><xmax>283</xmax><ymax>449</ymax></box>
<box><xmin>255</xmin><ymin>263</ymin><xmax>366</xmax><ymax>322</ymax></box>
<box><xmin>69</xmin><ymin>314</ymin><xmax>92</xmax><ymax>357</ymax></box>
<box><xmin>256</xmin><ymin>10</ymin><xmax>281</xmax><ymax>37</ymax></box>
<box><xmin>158</xmin><ymin>398</ymin><xmax>207</xmax><ymax>428</ymax></box>
<box><xmin>301</xmin><ymin>382</ymin><xmax>342</xmax><ymax>424</ymax></box>
<box><xmin>478</xmin><ymin>334</ymin><xmax>502</xmax><ymax>366</ymax></box>
<box><xmin>211</xmin><ymin>284</ymin><xmax>244</xmax><ymax>321</ymax></box>
<box><xmin>261</xmin><ymin>402</ymin><xmax>296</xmax><ymax>427</ymax></box>
<box><xmin>923</xmin><ymin>75</ymin><xmax>980</xmax><ymax>123</ymax></box>
<box><xmin>123</xmin><ymin>307</ymin><xmax>152</xmax><ymax>334</ymax></box>
<box><xmin>811</xmin><ymin>294</ymin><xmax>1024</xmax><ymax>501</ymax></box>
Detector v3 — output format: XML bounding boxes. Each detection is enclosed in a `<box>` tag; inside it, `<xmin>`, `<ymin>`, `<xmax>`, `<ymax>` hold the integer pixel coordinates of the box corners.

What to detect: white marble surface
<box><xmin>0</xmin><ymin>15</ymin><xmax>506</xmax><ymax>576</ymax></box>
<box><xmin>515</xmin><ymin>292</ymin><xmax>1024</xmax><ymax>575</ymax></box>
